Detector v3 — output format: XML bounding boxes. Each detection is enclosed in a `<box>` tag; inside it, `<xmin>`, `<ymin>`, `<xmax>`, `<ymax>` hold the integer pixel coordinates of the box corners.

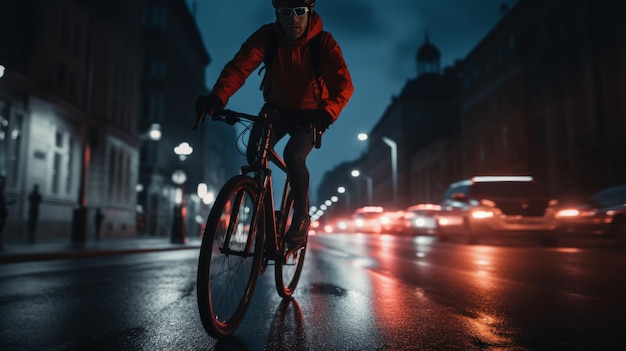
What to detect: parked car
<box><xmin>436</xmin><ymin>176</ymin><xmax>558</xmax><ymax>245</ymax></box>
<box><xmin>555</xmin><ymin>185</ymin><xmax>626</xmax><ymax>244</ymax></box>
<box><xmin>402</xmin><ymin>204</ymin><xmax>440</xmax><ymax>235</ymax></box>
<box><xmin>352</xmin><ymin>206</ymin><xmax>385</xmax><ymax>233</ymax></box>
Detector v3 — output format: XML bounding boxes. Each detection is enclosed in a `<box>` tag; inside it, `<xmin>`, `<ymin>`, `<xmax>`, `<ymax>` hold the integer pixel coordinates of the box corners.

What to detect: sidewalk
<box><xmin>0</xmin><ymin>236</ymin><xmax>202</xmax><ymax>264</ymax></box>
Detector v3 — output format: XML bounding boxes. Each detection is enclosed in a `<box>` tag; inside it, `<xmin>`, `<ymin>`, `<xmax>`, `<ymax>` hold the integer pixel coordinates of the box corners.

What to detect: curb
<box><xmin>0</xmin><ymin>244</ymin><xmax>201</xmax><ymax>264</ymax></box>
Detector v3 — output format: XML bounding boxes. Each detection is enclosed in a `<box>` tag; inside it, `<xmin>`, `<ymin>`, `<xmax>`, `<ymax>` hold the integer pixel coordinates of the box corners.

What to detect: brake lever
<box><xmin>192</xmin><ymin>111</ymin><xmax>207</xmax><ymax>130</ymax></box>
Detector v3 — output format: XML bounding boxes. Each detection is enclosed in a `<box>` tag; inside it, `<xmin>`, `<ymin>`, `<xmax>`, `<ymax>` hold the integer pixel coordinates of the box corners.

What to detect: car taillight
<box><xmin>556</xmin><ymin>209</ymin><xmax>580</xmax><ymax>217</ymax></box>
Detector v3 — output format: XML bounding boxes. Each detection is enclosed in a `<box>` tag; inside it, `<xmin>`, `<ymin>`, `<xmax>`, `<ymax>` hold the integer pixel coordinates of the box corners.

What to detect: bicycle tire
<box><xmin>274</xmin><ymin>194</ymin><xmax>307</xmax><ymax>298</ymax></box>
<box><xmin>196</xmin><ymin>175</ymin><xmax>265</xmax><ymax>338</ymax></box>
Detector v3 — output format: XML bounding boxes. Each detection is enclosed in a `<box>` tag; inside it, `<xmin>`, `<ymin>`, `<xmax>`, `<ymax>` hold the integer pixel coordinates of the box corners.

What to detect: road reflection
<box><xmin>265</xmin><ymin>298</ymin><xmax>306</xmax><ymax>350</ymax></box>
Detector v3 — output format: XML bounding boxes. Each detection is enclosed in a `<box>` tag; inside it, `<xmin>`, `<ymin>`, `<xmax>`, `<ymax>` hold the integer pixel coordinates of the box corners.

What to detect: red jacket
<box><xmin>211</xmin><ymin>11</ymin><xmax>353</xmax><ymax>121</ymax></box>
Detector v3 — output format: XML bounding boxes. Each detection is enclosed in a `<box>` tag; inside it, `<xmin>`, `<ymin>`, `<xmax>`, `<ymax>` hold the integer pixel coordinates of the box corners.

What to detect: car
<box><xmin>352</xmin><ymin>206</ymin><xmax>384</xmax><ymax>233</ymax></box>
<box><xmin>402</xmin><ymin>204</ymin><xmax>440</xmax><ymax>235</ymax></box>
<box><xmin>380</xmin><ymin>210</ymin><xmax>407</xmax><ymax>234</ymax></box>
<box><xmin>320</xmin><ymin>217</ymin><xmax>354</xmax><ymax>234</ymax></box>
<box><xmin>436</xmin><ymin>176</ymin><xmax>558</xmax><ymax>245</ymax></box>
<box><xmin>555</xmin><ymin>185</ymin><xmax>626</xmax><ymax>244</ymax></box>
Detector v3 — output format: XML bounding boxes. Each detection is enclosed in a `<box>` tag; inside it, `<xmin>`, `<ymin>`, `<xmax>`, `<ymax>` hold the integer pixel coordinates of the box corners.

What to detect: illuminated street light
<box><xmin>337</xmin><ymin>186</ymin><xmax>352</xmax><ymax>214</ymax></box>
<box><xmin>358</xmin><ymin>133</ymin><xmax>398</xmax><ymax>208</ymax></box>
<box><xmin>351</xmin><ymin>169</ymin><xmax>373</xmax><ymax>205</ymax></box>
<box><xmin>382</xmin><ymin>137</ymin><xmax>398</xmax><ymax>208</ymax></box>
<box><xmin>174</xmin><ymin>142</ymin><xmax>193</xmax><ymax>161</ymax></box>
<box><xmin>171</xmin><ymin>144</ymin><xmax>193</xmax><ymax>244</ymax></box>
<box><xmin>148</xmin><ymin>123</ymin><xmax>162</xmax><ymax>141</ymax></box>
<box><xmin>198</xmin><ymin>183</ymin><xmax>215</xmax><ymax>204</ymax></box>
<box><xmin>0</xmin><ymin>64</ymin><xmax>5</xmax><ymax>79</ymax></box>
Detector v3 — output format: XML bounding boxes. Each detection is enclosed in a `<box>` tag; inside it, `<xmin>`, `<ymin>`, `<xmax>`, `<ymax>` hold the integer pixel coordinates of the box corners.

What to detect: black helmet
<box><xmin>272</xmin><ymin>0</ymin><xmax>315</xmax><ymax>8</ymax></box>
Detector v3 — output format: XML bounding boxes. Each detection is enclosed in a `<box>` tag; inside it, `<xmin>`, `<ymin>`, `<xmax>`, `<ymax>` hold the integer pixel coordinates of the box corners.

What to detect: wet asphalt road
<box><xmin>1</xmin><ymin>233</ymin><xmax>626</xmax><ymax>350</ymax></box>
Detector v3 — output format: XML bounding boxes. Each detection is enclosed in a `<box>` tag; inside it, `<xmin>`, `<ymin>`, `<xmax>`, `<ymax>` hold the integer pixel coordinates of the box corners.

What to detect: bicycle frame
<box><xmin>195</xmin><ymin>109</ymin><xmax>308</xmax><ymax>338</ymax></box>
<box><xmin>222</xmin><ymin>110</ymin><xmax>292</xmax><ymax>262</ymax></box>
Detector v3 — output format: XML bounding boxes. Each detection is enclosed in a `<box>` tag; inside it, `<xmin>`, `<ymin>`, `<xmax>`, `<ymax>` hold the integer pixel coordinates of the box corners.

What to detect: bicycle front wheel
<box><xmin>196</xmin><ymin>175</ymin><xmax>264</xmax><ymax>338</ymax></box>
<box><xmin>274</xmin><ymin>195</ymin><xmax>307</xmax><ymax>298</ymax></box>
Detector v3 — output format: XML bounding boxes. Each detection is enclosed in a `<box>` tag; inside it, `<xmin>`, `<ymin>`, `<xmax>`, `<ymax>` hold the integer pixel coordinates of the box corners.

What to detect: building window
<box><xmin>50</xmin><ymin>129</ymin><xmax>71</xmax><ymax>196</ymax></box>
<box><xmin>501</xmin><ymin>126</ymin><xmax>509</xmax><ymax>155</ymax></box>
<box><xmin>108</xmin><ymin>147</ymin><xmax>117</xmax><ymax>201</ymax></box>
<box><xmin>141</xmin><ymin>5</ymin><xmax>167</xmax><ymax>28</ymax></box>
<box><xmin>52</xmin><ymin>153</ymin><xmax>62</xmax><ymax>194</ymax></box>
<box><xmin>57</xmin><ymin>64</ymin><xmax>67</xmax><ymax>91</ymax></box>
<box><xmin>72</xmin><ymin>19</ymin><xmax>82</xmax><ymax>58</ymax></box>
<box><xmin>55</xmin><ymin>131</ymin><xmax>63</xmax><ymax>147</ymax></box>
<box><xmin>69</xmin><ymin>71</ymin><xmax>78</xmax><ymax>101</ymax></box>
<box><xmin>4</xmin><ymin>110</ymin><xmax>23</xmax><ymax>187</ymax></box>
<box><xmin>149</xmin><ymin>58</ymin><xmax>166</xmax><ymax>79</ymax></box>
<box><xmin>66</xmin><ymin>138</ymin><xmax>74</xmax><ymax>194</ymax></box>
<box><xmin>60</xmin><ymin>9</ymin><xmax>70</xmax><ymax>49</ymax></box>
<box><xmin>479</xmin><ymin>139</ymin><xmax>485</xmax><ymax>164</ymax></box>
<box><xmin>142</xmin><ymin>91</ymin><xmax>164</xmax><ymax>123</ymax></box>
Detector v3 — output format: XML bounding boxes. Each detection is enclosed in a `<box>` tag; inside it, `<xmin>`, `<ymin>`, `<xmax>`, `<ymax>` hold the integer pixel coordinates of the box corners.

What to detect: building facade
<box><xmin>0</xmin><ymin>0</ymin><xmax>239</xmax><ymax>243</ymax></box>
<box><xmin>0</xmin><ymin>0</ymin><xmax>143</xmax><ymax>242</ymax></box>
<box><xmin>318</xmin><ymin>0</ymin><xmax>626</xmax><ymax>219</ymax></box>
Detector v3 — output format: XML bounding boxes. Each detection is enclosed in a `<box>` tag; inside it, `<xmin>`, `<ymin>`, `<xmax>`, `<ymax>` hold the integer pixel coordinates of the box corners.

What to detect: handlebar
<box><xmin>193</xmin><ymin>109</ymin><xmax>263</xmax><ymax>130</ymax></box>
<box><xmin>192</xmin><ymin>108</ymin><xmax>322</xmax><ymax>148</ymax></box>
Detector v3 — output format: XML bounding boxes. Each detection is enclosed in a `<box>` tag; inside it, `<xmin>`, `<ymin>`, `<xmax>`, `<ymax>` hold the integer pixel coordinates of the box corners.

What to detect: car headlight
<box><xmin>472</xmin><ymin>210</ymin><xmax>495</xmax><ymax>219</ymax></box>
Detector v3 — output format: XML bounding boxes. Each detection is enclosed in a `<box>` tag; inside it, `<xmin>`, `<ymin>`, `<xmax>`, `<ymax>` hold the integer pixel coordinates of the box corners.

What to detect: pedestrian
<box><xmin>195</xmin><ymin>0</ymin><xmax>353</xmax><ymax>247</ymax></box>
<box><xmin>0</xmin><ymin>177</ymin><xmax>15</xmax><ymax>251</ymax></box>
<box><xmin>94</xmin><ymin>207</ymin><xmax>105</xmax><ymax>240</ymax></box>
<box><xmin>27</xmin><ymin>184</ymin><xmax>42</xmax><ymax>244</ymax></box>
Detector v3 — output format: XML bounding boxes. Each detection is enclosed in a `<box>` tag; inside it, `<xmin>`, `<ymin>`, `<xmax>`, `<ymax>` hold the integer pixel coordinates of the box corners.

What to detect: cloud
<box><xmin>316</xmin><ymin>0</ymin><xmax>387</xmax><ymax>39</ymax></box>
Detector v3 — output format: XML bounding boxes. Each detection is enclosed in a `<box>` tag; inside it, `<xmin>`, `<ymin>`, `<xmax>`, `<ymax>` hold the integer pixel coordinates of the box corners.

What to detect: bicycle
<box><xmin>193</xmin><ymin>108</ymin><xmax>312</xmax><ymax>338</ymax></box>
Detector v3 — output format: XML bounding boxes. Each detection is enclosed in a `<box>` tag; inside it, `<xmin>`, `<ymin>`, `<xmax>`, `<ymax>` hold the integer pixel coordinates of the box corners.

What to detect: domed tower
<box><xmin>416</xmin><ymin>32</ymin><xmax>441</xmax><ymax>76</ymax></box>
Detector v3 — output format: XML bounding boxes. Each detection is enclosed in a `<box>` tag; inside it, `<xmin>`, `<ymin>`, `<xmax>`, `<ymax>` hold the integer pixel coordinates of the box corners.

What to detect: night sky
<box><xmin>188</xmin><ymin>0</ymin><xmax>518</xmax><ymax>203</ymax></box>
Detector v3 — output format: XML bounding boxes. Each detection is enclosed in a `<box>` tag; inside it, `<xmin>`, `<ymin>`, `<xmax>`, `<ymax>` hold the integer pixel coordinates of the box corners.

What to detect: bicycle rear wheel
<box><xmin>274</xmin><ymin>194</ymin><xmax>307</xmax><ymax>298</ymax></box>
<box><xmin>197</xmin><ymin>175</ymin><xmax>264</xmax><ymax>338</ymax></box>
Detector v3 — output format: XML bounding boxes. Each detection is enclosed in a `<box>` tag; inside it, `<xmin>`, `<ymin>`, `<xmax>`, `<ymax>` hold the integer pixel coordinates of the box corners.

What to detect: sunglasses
<box><xmin>277</xmin><ymin>7</ymin><xmax>309</xmax><ymax>18</ymax></box>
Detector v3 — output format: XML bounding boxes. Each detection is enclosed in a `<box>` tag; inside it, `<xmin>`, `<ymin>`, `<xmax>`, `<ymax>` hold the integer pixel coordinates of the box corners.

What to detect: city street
<box><xmin>1</xmin><ymin>233</ymin><xmax>625</xmax><ymax>350</ymax></box>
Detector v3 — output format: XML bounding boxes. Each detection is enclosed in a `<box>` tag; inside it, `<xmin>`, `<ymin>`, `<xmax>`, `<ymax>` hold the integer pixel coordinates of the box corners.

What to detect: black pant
<box><xmin>247</xmin><ymin>106</ymin><xmax>315</xmax><ymax>216</ymax></box>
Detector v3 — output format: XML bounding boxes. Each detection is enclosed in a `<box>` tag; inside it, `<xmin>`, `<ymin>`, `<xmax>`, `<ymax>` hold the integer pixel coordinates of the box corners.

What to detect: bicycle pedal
<box><xmin>285</xmin><ymin>243</ymin><xmax>305</xmax><ymax>257</ymax></box>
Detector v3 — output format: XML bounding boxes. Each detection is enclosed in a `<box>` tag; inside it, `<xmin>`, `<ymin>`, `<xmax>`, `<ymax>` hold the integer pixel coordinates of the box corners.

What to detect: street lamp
<box><xmin>171</xmin><ymin>142</ymin><xmax>193</xmax><ymax>244</ymax></box>
<box><xmin>357</xmin><ymin>133</ymin><xmax>398</xmax><ymax>208</ymax></box>
<box><xmin>351</xmin><ymin>169</ymin><xmax>373</xmax><ymax>205</ymax></box>
<box><xmin>171</xmin><ymin>169</ymin><xmax>187</xmax><ymax>244</ymax></box>
<box><xmin>382</xmin><ymin>136</ymin><xmax>398</xmax><ymax>208</ymax></box>
<box><xmin>174</xmin><ymin>142</ymin><xmax>193</xmax><ymax>160</ymax></box>
<box><xmin>148</xmin><ymin>123</ymin><xmax>162</xmax><ymax>141</ymax></box>
<box><xmin>337</xmin><ymin>186</ymin><xmax>351</xmax><ymax>213</ymax></box>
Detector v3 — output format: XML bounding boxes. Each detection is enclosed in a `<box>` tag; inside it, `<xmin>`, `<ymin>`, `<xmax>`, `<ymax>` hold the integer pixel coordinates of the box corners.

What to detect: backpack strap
<box><xmin>259</xmin><ymin>30</ymin><xmax>323</xmax><ymax>90</ymax></box>
<box><xmin>263</xmin><ymin>29</ymin><xmax>279</xmax><ymax>70</ymax></box>
<box><xmin>309</xmin><ymin>31</ymin><xmax>323</xmax><ymax>79</ymax></box>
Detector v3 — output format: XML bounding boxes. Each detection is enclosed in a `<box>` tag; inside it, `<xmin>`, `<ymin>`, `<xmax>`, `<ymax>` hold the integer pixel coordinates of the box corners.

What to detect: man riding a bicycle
<box><xmin>196</xmin><ymin>0</ymin><xmax>353</xmax><ymax>246</ymax></box>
